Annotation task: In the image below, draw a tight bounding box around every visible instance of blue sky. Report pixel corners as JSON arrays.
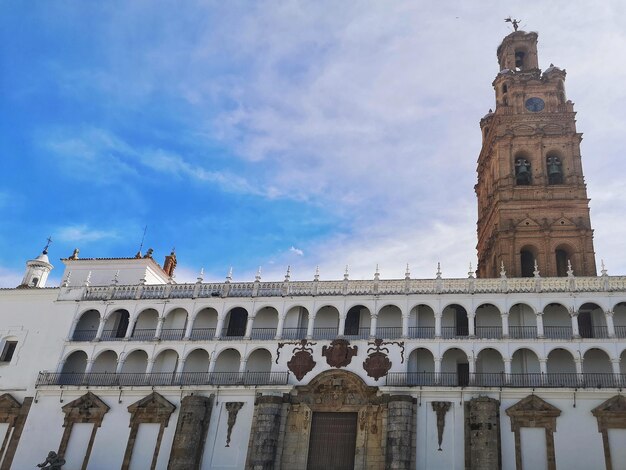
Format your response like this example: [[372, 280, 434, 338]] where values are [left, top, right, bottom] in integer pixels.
[[2, 1, 626, 286]]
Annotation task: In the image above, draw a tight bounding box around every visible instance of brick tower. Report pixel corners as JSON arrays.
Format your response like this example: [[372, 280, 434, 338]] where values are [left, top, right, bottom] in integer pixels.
[[476, 29, 597, 278]]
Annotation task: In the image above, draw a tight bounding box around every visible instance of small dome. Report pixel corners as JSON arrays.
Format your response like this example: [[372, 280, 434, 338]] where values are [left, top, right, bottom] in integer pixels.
[[35, 252, 50, 263], [482, 109, 494, 120], [499, 68, 513, 75]]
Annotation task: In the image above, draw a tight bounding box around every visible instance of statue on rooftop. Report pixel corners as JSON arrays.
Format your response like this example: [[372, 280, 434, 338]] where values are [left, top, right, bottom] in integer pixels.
[[505, 17, 520, 31]]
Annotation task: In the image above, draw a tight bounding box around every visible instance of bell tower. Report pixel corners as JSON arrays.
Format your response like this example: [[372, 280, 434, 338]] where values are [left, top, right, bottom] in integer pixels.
[[476, 29, 597, 278]]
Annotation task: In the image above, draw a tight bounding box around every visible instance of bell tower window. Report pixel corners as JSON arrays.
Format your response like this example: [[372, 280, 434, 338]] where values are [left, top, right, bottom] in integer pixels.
[[515, 50, 526, 70], [555, 245, 573, 277], [546, 154, 563, 184], [515, 157, 532, 185], [520, 248, 536, 277]]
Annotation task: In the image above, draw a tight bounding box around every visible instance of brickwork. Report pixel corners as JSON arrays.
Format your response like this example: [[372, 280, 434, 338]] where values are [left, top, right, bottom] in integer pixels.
[[167, 395, 213, 470], [476, 30, 597, 278], [464, 396, 501, 470]]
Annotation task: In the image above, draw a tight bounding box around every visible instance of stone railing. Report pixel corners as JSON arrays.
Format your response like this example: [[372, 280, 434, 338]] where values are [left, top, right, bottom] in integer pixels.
[[76, 275, 625, 301]]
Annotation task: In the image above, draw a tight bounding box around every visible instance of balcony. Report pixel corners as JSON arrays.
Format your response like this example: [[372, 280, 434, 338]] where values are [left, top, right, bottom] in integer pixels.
[[385, 372, 623, 388], [509, 326, 537, 339], [36, 371, 290, 387]]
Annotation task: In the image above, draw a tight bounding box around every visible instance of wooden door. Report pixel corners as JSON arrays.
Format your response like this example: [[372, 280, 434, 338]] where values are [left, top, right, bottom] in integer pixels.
[[307, 412, 358, 470]]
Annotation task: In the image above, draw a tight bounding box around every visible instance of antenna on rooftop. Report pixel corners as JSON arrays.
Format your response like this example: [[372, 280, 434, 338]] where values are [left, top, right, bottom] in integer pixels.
[[136, 225, 147, 257]]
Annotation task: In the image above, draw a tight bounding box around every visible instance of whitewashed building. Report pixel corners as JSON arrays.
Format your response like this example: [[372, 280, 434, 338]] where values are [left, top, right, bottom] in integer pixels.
[[1, 28, 626, 470]]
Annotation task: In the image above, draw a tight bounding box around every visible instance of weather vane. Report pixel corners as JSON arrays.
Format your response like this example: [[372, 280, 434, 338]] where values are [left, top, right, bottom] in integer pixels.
[[43, 236, 52, 254], [505, 17, 521, 31]]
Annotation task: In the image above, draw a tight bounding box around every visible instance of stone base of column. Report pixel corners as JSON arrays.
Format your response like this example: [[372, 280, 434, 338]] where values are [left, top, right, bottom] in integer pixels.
[[167, 395, 213, 470], [464, 396, 501, 470], [386, 395, 415, 470], [246, 395, 285, 470]]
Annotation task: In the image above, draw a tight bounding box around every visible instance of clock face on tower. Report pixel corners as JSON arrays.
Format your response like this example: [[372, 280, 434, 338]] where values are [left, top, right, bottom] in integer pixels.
[[525, 97, 545, 112]]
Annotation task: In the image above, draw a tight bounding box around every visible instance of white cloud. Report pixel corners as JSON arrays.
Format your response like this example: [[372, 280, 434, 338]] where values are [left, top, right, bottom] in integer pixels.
[[289, 246, 304, 256], [56, 224, 118, 243], [30, 2, 626, 277]]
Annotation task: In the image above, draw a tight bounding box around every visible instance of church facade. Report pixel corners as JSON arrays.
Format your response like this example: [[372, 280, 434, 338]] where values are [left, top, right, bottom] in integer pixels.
[[1, 30, 626, 470]]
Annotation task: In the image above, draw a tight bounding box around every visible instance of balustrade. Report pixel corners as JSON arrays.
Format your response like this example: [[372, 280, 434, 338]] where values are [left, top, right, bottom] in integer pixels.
[[36, 371, 290, 387], [508, 326, 537, 339], [386, 372, 622, 388]]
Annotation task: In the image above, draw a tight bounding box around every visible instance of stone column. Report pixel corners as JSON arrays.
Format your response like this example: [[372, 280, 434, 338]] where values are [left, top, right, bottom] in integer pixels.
[[434, 312, 442, 338], [215, 315, 226, 339], [84, 360, 94, 374], [275, 314, 286, 340], [244, 315, 255, 339], [468, 313, 476, 337], [124, 319, 134, 340], [611, 358, 621, 387], [606, 310, 616, 338], [539, 358, 547, 385], [154, 316, 165, 340], [464, 396, 501, 470], [239, 359, 247, 374], [115, 359, 124, 374], [501, 312, 510, 338], [570, 311, 580, 338], [468, 356, 476, 385], [175, 359, 185, 382], [504, 358, 512, 384], [370, 313, 378, 339], [168, 395, 213, 469], [94, 318, 106, 341], [146, 359, 155, 375], [208, 356, 217, 374], [183, 316, 194, 340], [245, 395, 284, 470], [536, 312, 545, 338], [306, 313, 316, 339], [575, 357, 584, 386], [338, 314, 346, 337], [401, 313, 409, 339], [434, 357, 442, 384], [386, 395, 414, 470]]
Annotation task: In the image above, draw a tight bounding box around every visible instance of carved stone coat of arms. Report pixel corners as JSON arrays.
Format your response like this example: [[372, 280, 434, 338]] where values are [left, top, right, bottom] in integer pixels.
[[322, 339, 358, 368]]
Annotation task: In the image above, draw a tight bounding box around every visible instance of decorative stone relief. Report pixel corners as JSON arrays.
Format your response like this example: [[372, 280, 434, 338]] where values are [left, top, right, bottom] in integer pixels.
[[283, 370, 386, 470], [58, 392, 110, 470], [276, 339, 316, 364], [591, 395, 626, 470], [506, 395, 561, 470], [225, 402, 244, 447], [363, 339, 403, 381], [431, 401, 451, 451], [0, 394, 32, 470], [122, 392, 175, 470], [322, 339, 358, 368], [283, 340, 317, 381]]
